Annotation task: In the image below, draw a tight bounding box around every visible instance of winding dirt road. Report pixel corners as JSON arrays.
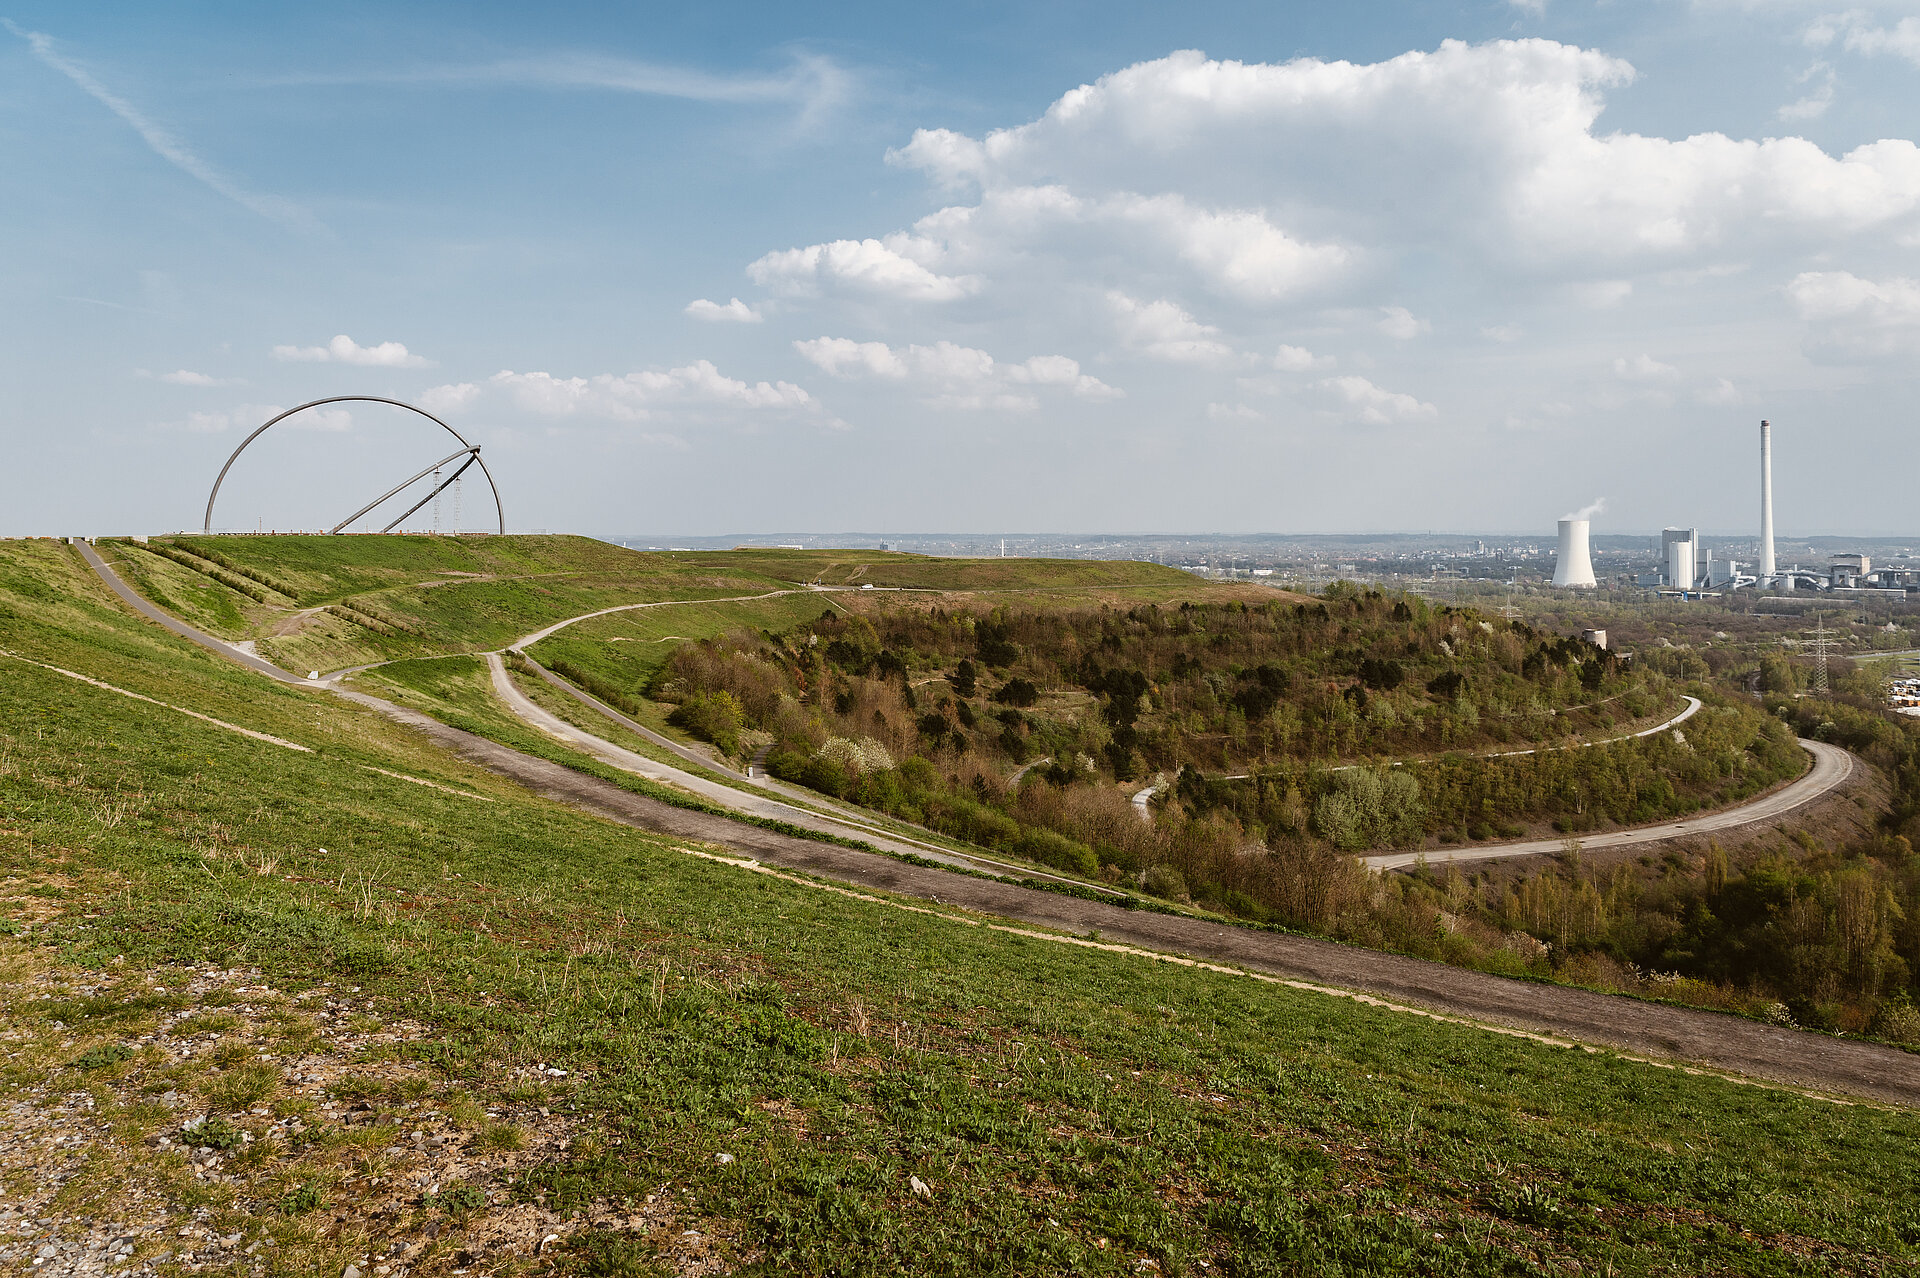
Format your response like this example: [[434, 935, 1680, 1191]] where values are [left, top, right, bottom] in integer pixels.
[[72, 541, 1920, 1106]]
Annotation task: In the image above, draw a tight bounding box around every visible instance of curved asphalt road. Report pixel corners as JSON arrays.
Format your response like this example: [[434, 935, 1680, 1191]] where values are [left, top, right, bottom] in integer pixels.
[[69, 539, 1920, 1105]]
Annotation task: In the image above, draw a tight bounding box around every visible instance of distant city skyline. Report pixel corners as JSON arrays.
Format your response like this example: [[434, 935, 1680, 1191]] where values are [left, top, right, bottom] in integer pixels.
[[8, 2, 1920, 537]]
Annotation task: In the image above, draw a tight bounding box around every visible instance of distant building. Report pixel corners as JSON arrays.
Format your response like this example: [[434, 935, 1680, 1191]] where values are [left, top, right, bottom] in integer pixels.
[[1831, 553, 1871, 587], [1583, 628, 1608, 649], [1663, 527, 1697, 591]]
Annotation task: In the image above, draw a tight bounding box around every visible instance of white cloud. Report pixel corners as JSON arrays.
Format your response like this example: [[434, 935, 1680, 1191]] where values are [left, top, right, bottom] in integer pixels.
[[1316, 375, 1438, 425], [1841, 16, 1920, 65], [747, 238, 981, 301], [685, 297, 764, 323], [176, 403, 282, 434], [1778, 62, 1835, 121], [271, 335, 429, 367], [1207, 402, 1264, 422], [1126, 195, 1349, 301], [273, 50, 852, 123], [1377, 306, 1430, 340], [1108, 292, 1234, 363], [419, 383, 481, 414], [1481, 325, 1523, 342], [1612, 353, 1679, 381], [1696, 378, 1742, 405], [1787, 269, 1920, 357], [793, 337, 1119, 406], [490, 361, 814, 420], [793, 338, 908, 379], [1272, 344, 1333, 371], [159, 369, 239, 386], [171, 402, 347, 433], [297, 408, 354, 432], [885, 42, 1920, 271]]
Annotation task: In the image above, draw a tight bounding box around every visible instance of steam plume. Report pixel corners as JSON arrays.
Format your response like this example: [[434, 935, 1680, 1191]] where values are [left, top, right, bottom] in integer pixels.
[[1560, 497, 1606, 522]]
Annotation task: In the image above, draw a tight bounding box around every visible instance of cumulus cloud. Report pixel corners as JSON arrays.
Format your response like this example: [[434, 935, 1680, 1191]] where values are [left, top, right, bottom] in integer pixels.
[[685, 297, 763, 323], [1207, 402, 1264, 422], [1612, 353, 1679, 381], [159, 369, 238, 386], [1787, 269, 1920, 357], [1316, 375, 1437, 425], [490, 361, 814, 420], [1696, 378, 1742, 405], [1839, 16, 1920, 65], [419, 383, 481, 414], [271, 335, 429, 367], [1108, 293, 1234, 363], [792, 338, 907, 379], [1272, 344, 1334, 371], [883, 42, 1920, 277], [175, 403, 282, 434], [1779, 62, 1835, 122], [747, 238, 981, 301], [1377, 306, 1430, 340], [793, 337, 1119, 407], [681, 38, 1920, 472]]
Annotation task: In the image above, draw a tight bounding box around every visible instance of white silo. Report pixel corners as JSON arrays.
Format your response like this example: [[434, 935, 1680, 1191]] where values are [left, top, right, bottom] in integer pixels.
[[1553, 519, 1597, 588], [1663, 527, 1697, 590]]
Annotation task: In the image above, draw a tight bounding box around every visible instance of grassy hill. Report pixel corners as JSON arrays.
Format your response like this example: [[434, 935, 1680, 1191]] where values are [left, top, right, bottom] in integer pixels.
[[96, 537, 1228, 680], [5, 537, 1918, 1272]]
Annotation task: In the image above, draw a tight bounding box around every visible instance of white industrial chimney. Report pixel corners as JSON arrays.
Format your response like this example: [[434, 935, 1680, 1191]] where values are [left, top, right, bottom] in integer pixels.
[[1759, 419, 1776, 581], [1553, 519, 1597, 588]]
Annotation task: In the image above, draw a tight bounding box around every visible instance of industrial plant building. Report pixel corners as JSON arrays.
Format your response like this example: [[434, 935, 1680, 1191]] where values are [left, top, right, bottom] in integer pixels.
[[1548, 419, 1913, 598]]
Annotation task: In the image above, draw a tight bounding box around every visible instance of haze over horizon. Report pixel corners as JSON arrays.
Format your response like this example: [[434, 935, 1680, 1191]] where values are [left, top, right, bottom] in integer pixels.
[[8, 2, 1920, 539]]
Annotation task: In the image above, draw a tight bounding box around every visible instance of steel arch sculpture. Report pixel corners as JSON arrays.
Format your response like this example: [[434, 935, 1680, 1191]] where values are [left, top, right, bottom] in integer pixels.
[[202, 396, 504, 535]]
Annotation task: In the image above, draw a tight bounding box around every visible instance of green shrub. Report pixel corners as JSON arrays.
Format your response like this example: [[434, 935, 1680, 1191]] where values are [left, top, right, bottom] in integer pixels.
[[668, 691, 745, 757]]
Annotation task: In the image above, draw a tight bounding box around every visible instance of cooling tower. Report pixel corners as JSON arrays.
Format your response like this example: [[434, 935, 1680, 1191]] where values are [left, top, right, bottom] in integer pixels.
[[1759, 419, 1776, 580], [1553, 519, 1597, 588]]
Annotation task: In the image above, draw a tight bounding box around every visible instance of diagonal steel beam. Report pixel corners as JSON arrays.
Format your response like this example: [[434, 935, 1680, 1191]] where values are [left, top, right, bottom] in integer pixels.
[[329, 446, 476, 535], [379, 451, 479, 533]]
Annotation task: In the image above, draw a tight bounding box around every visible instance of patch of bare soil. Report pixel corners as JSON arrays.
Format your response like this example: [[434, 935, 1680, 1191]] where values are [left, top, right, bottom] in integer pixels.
[[265, 610, 328, 640]]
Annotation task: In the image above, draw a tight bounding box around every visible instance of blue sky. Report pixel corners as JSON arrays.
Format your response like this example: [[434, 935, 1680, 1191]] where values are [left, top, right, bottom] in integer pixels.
[[6, 1, 1920, 538]]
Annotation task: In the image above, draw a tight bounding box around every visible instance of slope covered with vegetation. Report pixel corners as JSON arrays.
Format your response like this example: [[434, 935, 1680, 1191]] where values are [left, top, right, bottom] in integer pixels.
[[11, 544, 1920, 1271], [607, 591, 1798, 880]]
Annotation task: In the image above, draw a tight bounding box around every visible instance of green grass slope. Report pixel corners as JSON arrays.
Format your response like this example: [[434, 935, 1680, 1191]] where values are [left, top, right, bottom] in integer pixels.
[[674, 548, 1209, 592], [8, 540, 1919, 1272]]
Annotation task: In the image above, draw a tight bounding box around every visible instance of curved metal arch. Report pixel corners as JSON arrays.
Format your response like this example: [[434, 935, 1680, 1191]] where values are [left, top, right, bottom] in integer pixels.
[[202, 396, 505, 535]]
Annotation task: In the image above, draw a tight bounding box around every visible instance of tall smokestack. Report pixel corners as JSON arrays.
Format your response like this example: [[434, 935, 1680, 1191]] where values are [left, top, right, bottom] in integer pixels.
[[1553, 519, 1597, 588], [1759, 419, 1776, 580]]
